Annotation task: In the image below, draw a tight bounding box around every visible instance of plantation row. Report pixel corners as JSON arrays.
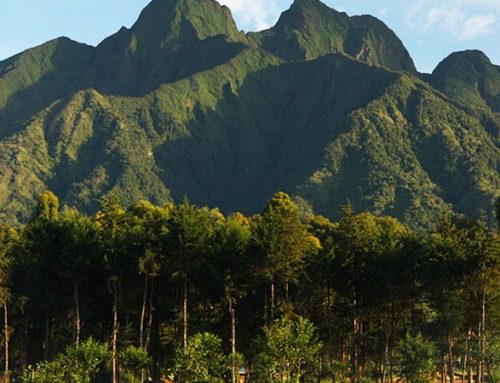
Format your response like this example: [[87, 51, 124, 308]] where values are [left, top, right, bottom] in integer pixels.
[[0, 191, 499, 383]]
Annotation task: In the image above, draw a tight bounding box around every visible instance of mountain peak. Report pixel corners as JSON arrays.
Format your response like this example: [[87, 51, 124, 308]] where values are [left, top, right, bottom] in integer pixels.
[[431, 50, 500, 112], [131, 0, 240, 42], [256, 0, 415, 72]]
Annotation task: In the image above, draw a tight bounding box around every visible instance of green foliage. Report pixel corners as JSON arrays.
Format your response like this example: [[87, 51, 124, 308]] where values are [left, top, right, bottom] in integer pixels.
[[392, 333, 435, 383], [172, 332, 228, 383], [20, 339, 110, 383], [119, 345, 153, 383], [252, 192, 311, 286], [254, 316, 322, 383]]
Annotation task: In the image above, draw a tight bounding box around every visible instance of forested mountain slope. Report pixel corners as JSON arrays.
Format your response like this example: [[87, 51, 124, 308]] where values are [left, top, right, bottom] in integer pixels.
[[0, 0, 498, 227]]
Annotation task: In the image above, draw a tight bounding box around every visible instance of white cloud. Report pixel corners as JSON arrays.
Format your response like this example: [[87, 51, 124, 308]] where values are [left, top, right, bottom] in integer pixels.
[[462, 14, 496, 40], [405, 0, 497, 41], [218, 0, 281, 31]]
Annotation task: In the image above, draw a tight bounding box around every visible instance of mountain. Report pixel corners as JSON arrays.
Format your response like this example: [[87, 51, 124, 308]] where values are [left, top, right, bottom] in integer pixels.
[[81, 0, 245, 95], [253, 0, 416, 72], [431, 50, 500, 113], [0, 0, 498, 227]]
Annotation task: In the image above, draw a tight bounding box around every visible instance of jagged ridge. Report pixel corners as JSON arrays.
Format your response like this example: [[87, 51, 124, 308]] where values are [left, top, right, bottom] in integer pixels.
[[0, 0, 498, 227]]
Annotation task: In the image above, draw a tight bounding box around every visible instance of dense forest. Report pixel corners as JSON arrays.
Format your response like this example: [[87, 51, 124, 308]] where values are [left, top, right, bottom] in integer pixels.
[[0, 191, 498, 383]]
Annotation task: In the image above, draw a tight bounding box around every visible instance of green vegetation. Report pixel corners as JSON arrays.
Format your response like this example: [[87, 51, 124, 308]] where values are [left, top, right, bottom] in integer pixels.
[[0, 191, 498, 383], [253, 316, 322, 383], [393, 333, 435, 383], [0, 0, 497, 228]]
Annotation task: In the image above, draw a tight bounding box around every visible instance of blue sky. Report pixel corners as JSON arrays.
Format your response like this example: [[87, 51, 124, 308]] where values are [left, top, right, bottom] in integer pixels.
[[1, 0, 499, 73]]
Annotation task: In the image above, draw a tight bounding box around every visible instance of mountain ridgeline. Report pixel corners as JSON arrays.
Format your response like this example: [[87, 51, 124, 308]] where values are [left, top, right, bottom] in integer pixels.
[[0, 0, 498, 227]]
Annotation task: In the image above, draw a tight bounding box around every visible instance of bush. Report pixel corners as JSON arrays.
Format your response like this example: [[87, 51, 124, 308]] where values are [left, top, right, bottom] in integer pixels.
[[253, 316, 322, 383], [392, 333, 435, 383], [19, 338, 110, 383], [172, 332, 228, 383], [120, 345, 153, 383]]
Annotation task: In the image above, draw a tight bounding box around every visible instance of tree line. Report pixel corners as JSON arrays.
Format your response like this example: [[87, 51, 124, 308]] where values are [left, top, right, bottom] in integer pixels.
[[0, 191, 499, 383]]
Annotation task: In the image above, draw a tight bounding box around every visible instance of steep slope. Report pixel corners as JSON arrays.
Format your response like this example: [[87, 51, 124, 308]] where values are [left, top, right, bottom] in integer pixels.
[[81, 0, 246, 95], [0, 0, 498, 227], [431, 50, 500, 113], [254, 0, 416, 73], [0, 37, 94, 127]]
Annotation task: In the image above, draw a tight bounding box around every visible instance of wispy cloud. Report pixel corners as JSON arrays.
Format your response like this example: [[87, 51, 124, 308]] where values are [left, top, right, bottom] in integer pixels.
[[405, 0, 497, 41], [462, 14, 496, 39], [218, 0, 281, 31], [376, 8, 389, 18]]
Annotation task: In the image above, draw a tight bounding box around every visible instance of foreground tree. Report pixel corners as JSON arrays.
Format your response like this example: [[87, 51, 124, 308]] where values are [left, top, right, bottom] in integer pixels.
[[392, 333, 435, 383], [20, 338, 110, 383], [173, 332, 227, 383], [254, 316, 322, 383]]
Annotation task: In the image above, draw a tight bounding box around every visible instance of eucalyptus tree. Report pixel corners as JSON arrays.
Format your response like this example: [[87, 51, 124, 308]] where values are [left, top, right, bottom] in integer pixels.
[[330, 206, 382, 381], [126, 200, 170, 383], [18, 191, 63, 361], [126, 200, 170, 350], [57, 209, 101, 347], [95, 198, 129, 383], [165, 199, 215, 349], [210, 213, 251, 383], [251, 192, 311, 323], [0, 224, 12, 382]]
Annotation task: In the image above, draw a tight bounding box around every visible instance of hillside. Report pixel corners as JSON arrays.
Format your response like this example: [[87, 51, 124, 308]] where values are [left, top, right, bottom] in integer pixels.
[[0, 0, 498, 227]]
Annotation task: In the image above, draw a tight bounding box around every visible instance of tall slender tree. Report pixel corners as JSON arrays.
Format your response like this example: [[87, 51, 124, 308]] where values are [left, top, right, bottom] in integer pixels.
[[251, 192, 311, 322], [166, 199, 214, 349], [96, 198, 128, 383]]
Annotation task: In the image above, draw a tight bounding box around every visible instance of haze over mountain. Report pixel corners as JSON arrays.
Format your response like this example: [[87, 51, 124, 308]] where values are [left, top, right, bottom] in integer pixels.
[[0, 0, 498, 227]]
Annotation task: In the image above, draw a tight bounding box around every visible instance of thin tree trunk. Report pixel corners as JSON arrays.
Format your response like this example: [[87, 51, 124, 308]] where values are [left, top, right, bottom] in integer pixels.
[[74, 280, 81, 347], [143, 278, 154, 383], [352, 299, 359, 383], [270, 278, 275, 323], [44, 309, 49, 361], [264, 285, 268, 326], [3, 301, 9, 383], [480, 283, 486, 383], [478, 282, 486, 383], [442, 355, 448, 383], [140, 275, 149, 349], [462, 330, 470, 383], [382, 334, 389, 383], [285, 280, 289, 302], [183, 275, 188, 349], [145, 279, 154, 351], [112, 282, 119, 383], [449, 336, 455, 383], [229, 292, 237, 383]]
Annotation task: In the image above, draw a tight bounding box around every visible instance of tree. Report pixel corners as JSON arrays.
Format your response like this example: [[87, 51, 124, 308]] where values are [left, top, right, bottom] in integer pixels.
[[254, 316, 322, 383], [251, 192, 311, 322], [173, 332, 227, 383], [96, 198, 128, 383], [0, 224, 12, 382], [20, 338, 110, 383], [210, 213, 251, 383], [392, 333, 435, 383], [57, 209, 101, 347], [119, 345, 153, 383], [166, 199, 214, 349]]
